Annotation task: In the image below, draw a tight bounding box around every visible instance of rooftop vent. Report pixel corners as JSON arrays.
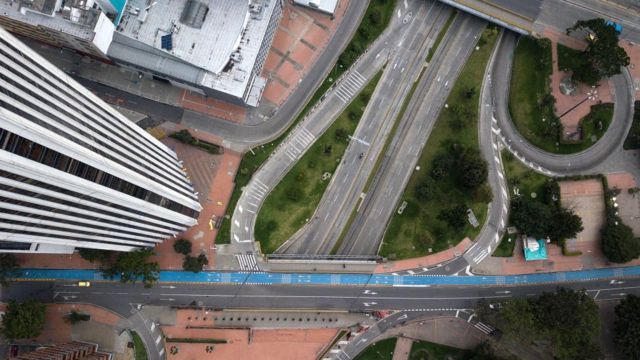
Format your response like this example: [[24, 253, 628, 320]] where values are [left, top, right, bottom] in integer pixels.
[[180, 0, 209, 29]]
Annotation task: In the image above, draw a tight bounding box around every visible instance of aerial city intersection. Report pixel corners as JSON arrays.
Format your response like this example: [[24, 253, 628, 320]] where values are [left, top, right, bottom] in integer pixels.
[[0, 0, 639, 359]]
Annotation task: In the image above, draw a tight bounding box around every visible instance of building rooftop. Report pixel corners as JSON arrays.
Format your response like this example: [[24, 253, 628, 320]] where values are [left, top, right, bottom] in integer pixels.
[[113, 0, 278, 101], [523, 237, 548, 261], [0, 0, 105, 40], [293, 0, 338, 15]]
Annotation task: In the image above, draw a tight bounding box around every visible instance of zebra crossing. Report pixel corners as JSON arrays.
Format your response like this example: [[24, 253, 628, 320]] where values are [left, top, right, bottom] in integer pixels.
[[334, 70, 367, 103], [284, 127, 315, 161], [235, 253, 258, 271], [474, 321, 496, 335]]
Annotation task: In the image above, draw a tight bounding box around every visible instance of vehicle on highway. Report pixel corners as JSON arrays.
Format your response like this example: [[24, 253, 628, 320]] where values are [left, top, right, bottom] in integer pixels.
[[78, 281, 91, 287]]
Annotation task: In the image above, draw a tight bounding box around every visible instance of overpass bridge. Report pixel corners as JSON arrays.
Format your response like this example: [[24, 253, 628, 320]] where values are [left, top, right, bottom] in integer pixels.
[[441, 0, 640, 41]]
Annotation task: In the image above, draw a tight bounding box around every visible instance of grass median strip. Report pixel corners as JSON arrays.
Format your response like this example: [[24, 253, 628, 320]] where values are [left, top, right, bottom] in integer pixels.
[[255, 71, 383, 254], [380, 26, 499, 261], [130, 330, 149, 360], [216, 0, 395, 245]]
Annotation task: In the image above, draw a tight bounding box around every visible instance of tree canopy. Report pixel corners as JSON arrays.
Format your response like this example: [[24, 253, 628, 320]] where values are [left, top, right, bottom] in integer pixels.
[[2, 300, 46, 339], [614, 294, 640, 359], [103, 248, 159, 288], [477, 288, 601, 360], [602, 217, 640, 263], [510, 198, 582, 242], [0, 253, 19, 287], [173, 239, 192, 255], [566, 19, 630, 85], [183, 254, 209, 273]]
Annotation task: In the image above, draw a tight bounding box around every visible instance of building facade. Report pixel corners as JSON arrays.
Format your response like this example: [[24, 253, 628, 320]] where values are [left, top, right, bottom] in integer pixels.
[[0, 27, 201, 253], [0, 0, 285, 107]]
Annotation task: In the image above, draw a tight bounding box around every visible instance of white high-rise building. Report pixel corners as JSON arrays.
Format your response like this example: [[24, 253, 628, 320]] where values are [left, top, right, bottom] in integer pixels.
[[0, 27, 202, 253]]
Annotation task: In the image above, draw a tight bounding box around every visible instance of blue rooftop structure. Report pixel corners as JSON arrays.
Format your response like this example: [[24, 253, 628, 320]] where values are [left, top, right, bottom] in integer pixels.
[[111, 0, 128, 25], [523, 238, 548, 261]]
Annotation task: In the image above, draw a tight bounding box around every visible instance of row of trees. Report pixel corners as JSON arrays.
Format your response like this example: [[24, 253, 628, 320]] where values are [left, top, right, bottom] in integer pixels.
[[477, 288, 601, 359], [80, 248, 159, 287]]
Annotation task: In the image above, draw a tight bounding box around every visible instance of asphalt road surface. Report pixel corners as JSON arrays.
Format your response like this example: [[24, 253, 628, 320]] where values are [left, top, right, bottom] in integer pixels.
[[493, 31, 636, 176], [279, 1, 453, 255], [5, 277, 640, 316], [230, 0, 432, 259], [339, 15, 488, 255]]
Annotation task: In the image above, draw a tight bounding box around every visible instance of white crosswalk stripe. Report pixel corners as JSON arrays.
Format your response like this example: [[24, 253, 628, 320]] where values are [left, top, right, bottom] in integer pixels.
[[474, 321, 495, 334], [334, 71, 367, 103], [235, 253, 258, 271]]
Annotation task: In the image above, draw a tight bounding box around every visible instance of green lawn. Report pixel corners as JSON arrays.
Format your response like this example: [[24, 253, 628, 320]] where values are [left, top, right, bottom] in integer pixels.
[[255, 72, 383, 253], [558, 103, 613, 153], [557, 43, 584, 72], [623, 101, 640, 150], [492, 150, 551, 257], [409, 340, 471, 360], [508, 37, 560, 153], [355, 338, 397, 360], [130, 331, 149, 360], [379, 26, 499, 260], [215, 0, 395, 245]]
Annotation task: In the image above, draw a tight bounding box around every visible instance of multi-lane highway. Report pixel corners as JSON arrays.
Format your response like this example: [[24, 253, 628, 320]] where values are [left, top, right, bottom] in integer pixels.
[[339, 15, 488, 256], [279, 2, 454, 254], [230, 0, 438, 262]]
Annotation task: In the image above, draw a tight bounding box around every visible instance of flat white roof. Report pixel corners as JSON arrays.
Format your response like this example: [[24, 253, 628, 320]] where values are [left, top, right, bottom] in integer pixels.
[[293, 0, 338, 14]]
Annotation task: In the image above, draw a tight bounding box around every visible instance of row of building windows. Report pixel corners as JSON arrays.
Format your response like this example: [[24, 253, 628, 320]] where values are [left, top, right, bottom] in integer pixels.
[[0, 37, 195, 196], [0, 217, 155, 246], [0, 63, 195, 200], [0, 183, 176, 236], [0, 170, 189, 231], [0, 128, 199, 218]]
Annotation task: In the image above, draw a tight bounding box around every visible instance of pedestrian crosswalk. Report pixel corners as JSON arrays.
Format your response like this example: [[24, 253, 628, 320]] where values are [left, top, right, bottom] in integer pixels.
[[235, 253, 258, 271], [285, 127, 315, 161], [474, 321, 495, 335], [334, 70, 367, 103]]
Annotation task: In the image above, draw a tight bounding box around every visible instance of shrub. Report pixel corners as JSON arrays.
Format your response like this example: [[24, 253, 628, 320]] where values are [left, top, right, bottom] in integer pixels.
[[173, 239, 192, 255], [183, 254, 208, 273]]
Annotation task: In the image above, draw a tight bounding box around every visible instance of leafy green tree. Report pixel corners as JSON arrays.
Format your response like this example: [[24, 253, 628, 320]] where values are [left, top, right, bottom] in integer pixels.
[[510, 198, 553, 238], [430, 153, 454, 180], [500, 298, 536, 339], [437, 205, 467, 231], [78, 249, 112, 264], [547, 207, 583, 243], [183, 254, 208, 273], [103, 249, 159, 288], [2, 300, 46, 339], [457, 149, 487, 189], [566, 19, 630, 85], [614, 294, 640, 359], [602, 218, 640, 263], [173, 239, 192, 255], [534, 288, 601, 360], [0, 253, 19, 286], [414, 178, 437, 202]]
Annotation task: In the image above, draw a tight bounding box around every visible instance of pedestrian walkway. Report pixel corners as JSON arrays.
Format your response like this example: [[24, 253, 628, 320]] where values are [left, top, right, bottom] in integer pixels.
[[334, 70, 367, 103], [235, 253, 259, 271], [284, 127, 316, 161], [374, 238, 473, 274]]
